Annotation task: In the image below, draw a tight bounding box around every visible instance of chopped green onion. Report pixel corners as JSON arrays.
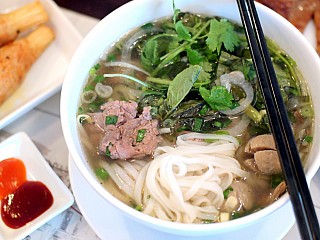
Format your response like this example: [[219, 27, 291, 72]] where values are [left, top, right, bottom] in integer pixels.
[[300, 105, 314, 118], [304, 135, 313, 143], [107, 54, 116, 62], [135, 204, 143, 211], [231, 211, 241, 220], [93, 75, 105, 83], [106, 146, 111, 157], [95, 167, 109, 181], [136, 129, 147, 142], [223, 187, 233, 199], [84, 85, 95, 91], [78, 106, 84, 114], [141, 22, 154, 29], [271, 174, 284, 188], [244, 104, 263, 123], [203, 219, 214, 224], [89, 63, 100, 76], [105, 115, 118, 125]]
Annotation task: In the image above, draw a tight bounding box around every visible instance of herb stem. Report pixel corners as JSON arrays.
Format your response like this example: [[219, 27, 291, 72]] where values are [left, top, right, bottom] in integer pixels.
[[152, 20, 211, 76], [269, 48, 301, 95], [104, 73, 149, 87]]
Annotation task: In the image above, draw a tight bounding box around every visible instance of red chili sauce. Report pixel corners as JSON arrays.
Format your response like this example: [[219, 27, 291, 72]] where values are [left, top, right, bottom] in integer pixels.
[[1, 181, 54, 229], [0, 157, 54, 229]]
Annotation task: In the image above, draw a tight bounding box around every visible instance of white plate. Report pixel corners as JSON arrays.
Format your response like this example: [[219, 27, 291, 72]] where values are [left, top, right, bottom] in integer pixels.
[[0, 132, 74, 240], [69, 155, 295, 240], [0, 0, 82, 129]]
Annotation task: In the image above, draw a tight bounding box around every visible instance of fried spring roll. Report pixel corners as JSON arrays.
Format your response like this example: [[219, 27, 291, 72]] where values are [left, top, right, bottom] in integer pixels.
[[314, 5, 320, 54], [0, 1, 49, 47], [0, 26, 55, 105]]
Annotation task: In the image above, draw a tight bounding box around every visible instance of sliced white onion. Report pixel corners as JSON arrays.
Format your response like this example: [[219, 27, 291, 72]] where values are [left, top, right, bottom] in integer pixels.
[[226, 115, 251, 137], [81, 90, 97, 104], [104, 61, 150, 76], [219, 71, 254, 115], [95, 83, 113, 98]]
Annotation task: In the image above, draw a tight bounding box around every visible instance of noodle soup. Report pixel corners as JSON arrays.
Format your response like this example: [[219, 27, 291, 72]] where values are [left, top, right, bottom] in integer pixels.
[[76, 9, 313, 224]]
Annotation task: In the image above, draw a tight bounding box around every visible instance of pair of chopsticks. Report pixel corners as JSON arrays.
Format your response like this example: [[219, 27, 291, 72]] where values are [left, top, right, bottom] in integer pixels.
[[236, 0, 320, 239]]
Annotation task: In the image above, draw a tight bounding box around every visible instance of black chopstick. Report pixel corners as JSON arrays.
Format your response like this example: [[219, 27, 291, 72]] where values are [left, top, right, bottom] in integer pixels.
[[236, 0, 320, 239]]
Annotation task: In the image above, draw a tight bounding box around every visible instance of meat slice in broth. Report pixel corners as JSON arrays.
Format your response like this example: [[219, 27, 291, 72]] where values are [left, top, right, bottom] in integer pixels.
[[91, 100, 161, 160]]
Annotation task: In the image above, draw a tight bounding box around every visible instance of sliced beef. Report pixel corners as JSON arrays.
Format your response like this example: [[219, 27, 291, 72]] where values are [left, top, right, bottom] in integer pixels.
[[92, 100, 160, 160], [101, 100, 138, 126], [244, 134, 282, 175]]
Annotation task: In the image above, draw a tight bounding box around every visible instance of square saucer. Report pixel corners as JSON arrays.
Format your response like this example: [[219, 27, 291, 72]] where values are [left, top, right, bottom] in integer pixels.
[[0, 132, 74, 240]]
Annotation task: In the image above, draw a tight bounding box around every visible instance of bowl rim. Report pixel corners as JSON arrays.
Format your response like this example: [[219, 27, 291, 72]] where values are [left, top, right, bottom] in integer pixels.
[[61, 0, 320, 235]]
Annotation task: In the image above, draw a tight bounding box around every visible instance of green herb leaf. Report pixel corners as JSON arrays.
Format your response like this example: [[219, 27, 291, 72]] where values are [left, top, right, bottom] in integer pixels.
[[175, 20, 191, 40], [199, 86, 235, 111], [167, 65, 202, 109], [206, 19, 240, 54], [141, 22, 154, 29], [186, 46, 203, 64], [193, 117, 203, 132], [195, 62, 212, 83], [141, 39, 160, 70]]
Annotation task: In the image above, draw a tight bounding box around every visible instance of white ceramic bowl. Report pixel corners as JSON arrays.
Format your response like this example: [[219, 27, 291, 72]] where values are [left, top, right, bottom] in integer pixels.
[[61, 0, 320, 237]]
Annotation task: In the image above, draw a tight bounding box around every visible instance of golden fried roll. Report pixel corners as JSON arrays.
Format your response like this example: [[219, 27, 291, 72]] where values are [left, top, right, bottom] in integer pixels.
[[314, 5, 320, 54], [0, 26, 54, 105], [0, 1, 49, 47]]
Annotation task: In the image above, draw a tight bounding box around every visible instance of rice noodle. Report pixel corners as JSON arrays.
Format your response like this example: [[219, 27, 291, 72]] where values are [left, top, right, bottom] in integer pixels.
[[105, 133, 247, 223]]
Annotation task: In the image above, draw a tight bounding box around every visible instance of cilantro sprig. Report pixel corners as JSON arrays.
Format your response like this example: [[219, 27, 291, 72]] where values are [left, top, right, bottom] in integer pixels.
[[199, 86, 236, 111], [206, 18, 240, 54]]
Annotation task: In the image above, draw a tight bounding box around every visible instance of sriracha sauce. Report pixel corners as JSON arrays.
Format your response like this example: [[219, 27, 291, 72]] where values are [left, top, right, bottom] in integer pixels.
[[1, 181, 53, 229]]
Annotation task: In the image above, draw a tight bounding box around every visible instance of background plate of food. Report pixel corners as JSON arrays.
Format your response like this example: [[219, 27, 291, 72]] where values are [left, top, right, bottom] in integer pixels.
[[0, 0, 82, 129]]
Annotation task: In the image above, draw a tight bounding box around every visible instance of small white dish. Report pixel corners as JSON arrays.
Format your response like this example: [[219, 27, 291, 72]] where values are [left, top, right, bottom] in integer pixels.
[[0, 132, 74, 240], [0, 0, 83, 129]]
